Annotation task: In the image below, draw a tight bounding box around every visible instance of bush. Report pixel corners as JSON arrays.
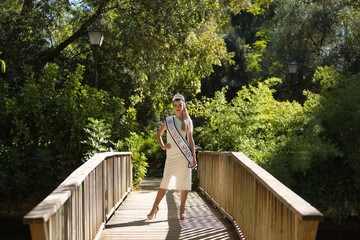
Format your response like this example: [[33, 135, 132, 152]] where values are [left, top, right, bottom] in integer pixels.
[[295, 67, 360, 221], [189, 78, 307, 165], [189, 70, 360, 221], [0, 64, 128, 215], [113, 132, 151, 187]]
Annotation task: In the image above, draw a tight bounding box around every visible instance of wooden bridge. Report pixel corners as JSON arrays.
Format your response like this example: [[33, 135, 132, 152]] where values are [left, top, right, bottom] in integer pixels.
[[23, 151, 323, 240]]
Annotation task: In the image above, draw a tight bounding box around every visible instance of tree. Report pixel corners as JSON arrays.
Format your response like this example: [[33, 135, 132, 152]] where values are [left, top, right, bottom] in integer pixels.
[[0, 0, 251, 127], [207, 0, 360, 102], [189, 67, 360, 221], [2, 0, 278, 215], [189, 0, 360, 222]]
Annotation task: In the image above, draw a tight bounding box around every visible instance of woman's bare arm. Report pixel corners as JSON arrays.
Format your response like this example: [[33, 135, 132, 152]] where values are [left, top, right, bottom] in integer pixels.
[[157, 120, 171, 150], [187, 130, 197, 168]]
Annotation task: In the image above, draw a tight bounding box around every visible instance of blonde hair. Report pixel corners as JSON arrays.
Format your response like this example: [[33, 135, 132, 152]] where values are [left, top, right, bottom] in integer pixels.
[[172, 93, 193, 133], [182, 108, 193, 133]]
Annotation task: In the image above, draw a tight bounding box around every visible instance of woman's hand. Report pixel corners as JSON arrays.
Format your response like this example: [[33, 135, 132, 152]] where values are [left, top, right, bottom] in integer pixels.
[[162, 143, 171, 150], [191, 158, 197, 168]]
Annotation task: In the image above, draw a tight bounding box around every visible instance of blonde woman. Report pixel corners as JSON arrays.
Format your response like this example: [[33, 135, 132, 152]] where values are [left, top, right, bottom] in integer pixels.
[[147, 93, 197, 220]]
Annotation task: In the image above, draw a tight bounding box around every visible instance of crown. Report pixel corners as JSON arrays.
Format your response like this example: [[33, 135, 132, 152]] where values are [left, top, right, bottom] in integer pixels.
[[172, 93, 185, 102]]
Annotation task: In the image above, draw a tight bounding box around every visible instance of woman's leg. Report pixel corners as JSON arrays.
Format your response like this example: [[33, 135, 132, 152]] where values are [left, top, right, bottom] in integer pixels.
[[179, 190, 189, 219], [148, 188, 167, 216]]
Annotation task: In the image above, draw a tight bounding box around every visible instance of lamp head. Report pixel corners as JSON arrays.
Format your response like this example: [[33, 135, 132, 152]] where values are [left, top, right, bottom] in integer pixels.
[[286, 60, 299, 74], [87, 27, 104, 46]]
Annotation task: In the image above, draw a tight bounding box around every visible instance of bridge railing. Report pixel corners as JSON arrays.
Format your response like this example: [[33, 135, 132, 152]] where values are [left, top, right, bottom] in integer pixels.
[[23, 152, 132, 240], [198, 151, 323, 240]]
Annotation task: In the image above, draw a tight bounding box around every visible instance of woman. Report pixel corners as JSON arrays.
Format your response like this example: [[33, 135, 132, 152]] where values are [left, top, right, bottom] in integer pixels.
[[147, 93, 197, 220]]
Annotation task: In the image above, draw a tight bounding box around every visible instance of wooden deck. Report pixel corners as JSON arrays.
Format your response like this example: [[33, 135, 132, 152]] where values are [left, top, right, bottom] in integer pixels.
[[99, 178, 239, 240]]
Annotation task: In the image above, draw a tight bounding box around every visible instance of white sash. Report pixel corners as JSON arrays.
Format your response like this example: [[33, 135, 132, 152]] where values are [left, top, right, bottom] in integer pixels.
[[166, 116, 195, 169]]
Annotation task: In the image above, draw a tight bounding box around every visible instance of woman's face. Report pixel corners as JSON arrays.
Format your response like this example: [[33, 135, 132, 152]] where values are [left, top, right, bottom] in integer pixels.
[[173, 100, 184, 114]]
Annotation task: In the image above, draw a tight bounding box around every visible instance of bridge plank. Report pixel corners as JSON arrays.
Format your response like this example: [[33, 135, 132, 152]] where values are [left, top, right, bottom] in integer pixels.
[[99, 178, 239, 240]]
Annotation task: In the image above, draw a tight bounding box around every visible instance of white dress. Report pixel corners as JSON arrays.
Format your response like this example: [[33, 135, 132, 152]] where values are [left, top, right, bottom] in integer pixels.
[[160, 116, 192, 190]]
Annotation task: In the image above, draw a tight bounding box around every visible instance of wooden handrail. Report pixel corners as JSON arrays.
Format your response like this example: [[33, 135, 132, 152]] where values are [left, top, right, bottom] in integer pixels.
[[23, 152, 132, 240], [198, 151, 323, 240]]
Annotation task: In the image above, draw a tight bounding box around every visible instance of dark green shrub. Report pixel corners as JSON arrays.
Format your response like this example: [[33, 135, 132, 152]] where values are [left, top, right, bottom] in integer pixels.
[[189, 69, 360, 221]]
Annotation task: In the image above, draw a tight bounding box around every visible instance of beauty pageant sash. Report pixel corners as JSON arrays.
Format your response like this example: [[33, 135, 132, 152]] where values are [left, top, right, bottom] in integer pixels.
[[166, 116, 195, 169]]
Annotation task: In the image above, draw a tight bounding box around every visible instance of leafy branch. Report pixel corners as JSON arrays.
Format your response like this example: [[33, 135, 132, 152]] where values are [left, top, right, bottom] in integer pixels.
[[0, 52, 5, 73], [0, 60, 5, 73]]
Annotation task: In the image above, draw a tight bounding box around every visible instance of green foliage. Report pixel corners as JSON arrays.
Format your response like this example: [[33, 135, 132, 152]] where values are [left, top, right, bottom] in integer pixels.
[[190, 78, 307, 164], [199, 3, 274, 100], [0, 0, 257, 139], [82, 118, 112, 160], [208, 0, 360, 102], [0, 147, 53, 213], [97, 0, 242, 117], [0, 0, 252, 121], [190, 68, 360, 221], [81, 117, 153, 187], [113, 132, 150, 187], [1, 0, 260, 216], [1, 0, 359, 225], [0, 63, 128, 213], [247, 0, 275, 15], [139, 131, 165, 170], [279, 66, 360, 221], [315, 68, 360, 217], [0, 52, 5, 73], [0, 60, 5, 73]]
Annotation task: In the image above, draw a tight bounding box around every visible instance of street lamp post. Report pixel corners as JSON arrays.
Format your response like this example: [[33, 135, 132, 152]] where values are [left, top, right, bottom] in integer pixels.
[[87, 27, 104, 89], [286, 60, 299, 100]]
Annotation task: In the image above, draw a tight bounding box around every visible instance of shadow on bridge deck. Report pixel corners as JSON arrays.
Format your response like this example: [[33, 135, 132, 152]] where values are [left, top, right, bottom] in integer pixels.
[[99, 178, 239, 240]]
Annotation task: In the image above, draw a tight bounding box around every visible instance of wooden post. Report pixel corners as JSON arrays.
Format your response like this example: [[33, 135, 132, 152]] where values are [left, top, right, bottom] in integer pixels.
[[29, 223, 49, 240], [295, 218, 320, 240]]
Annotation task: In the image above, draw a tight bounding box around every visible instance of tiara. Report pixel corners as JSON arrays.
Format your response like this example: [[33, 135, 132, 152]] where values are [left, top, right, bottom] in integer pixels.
[[172, 93, 185, 102]]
